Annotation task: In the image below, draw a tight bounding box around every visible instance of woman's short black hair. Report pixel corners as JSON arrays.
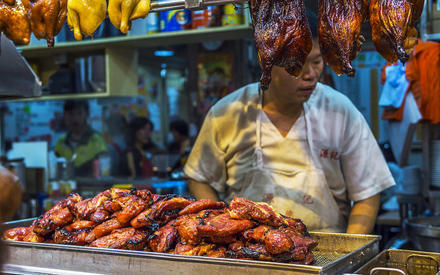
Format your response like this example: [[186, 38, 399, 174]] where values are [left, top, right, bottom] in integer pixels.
[[127, 117, 153, 145], [170, 119, 189, 138], [63, 100, 89, 113]]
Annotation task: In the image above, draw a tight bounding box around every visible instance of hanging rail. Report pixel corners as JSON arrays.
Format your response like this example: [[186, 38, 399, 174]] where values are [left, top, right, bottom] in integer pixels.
[[150, 0, 246, 12]]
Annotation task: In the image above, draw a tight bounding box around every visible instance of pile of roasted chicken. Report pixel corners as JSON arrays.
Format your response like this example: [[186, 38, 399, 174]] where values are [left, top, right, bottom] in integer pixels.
[[250, 0, 424, 89], [3, 188, 318, 264], [0, 0, 151, 47]]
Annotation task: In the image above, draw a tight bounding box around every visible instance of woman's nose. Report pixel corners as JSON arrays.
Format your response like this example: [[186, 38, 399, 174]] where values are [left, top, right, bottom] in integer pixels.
[[301, 63, 317, 80]]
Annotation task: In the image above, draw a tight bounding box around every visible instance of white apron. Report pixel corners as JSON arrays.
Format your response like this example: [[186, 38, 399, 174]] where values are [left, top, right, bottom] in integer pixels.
[[239, 89, 346, 232]]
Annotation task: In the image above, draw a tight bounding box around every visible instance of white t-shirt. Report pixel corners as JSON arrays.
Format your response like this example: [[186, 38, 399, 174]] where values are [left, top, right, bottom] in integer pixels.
[[184, 82, 395, 219]]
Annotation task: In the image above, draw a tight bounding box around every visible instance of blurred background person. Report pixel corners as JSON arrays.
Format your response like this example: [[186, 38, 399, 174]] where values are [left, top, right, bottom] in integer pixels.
[[168, 118, 191, 154], [54, 100, 108, 177], [104, 113, 127, 177], [123, 117, 159, 179]]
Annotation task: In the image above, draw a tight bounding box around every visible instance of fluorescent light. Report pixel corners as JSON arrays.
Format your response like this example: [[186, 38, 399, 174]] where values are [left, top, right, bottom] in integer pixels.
[[154, 50, 174, 57]]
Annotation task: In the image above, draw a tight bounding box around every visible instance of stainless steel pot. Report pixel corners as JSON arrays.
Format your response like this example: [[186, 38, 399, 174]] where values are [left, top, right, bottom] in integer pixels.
[[405, 217, 440, 252]]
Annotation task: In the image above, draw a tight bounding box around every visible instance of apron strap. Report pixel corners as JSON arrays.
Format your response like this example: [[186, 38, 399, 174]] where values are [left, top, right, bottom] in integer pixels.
[[303, 101, 323, 170], [254, 87, 264, 168]]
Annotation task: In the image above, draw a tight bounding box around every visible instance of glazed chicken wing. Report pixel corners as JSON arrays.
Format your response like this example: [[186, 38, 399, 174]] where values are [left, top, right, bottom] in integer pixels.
[[113, 195, 147, 224], [67, 0, 106, 40], [33, 194, 82, 236], [242, 225, 294, 255], [176, 209, 255, 245], [369, 0, 424, 63], [149, 220, 178, 253], [250, 0, 312, 90], [130, 208, 154, 229], [318, 0, 368, 76], [53, 227, 91, 245], [108, 0, 151, 34], [228, 197, 284, 227], [70, 190, 111, 219], [150, 197, 194, 220], [3, 226, 33, 241], [90, 206, 111, 223], [91, 217, 126, 240], [178, 199, 225, 216], [90, 227, 148, 250], [0, 0, 32, 45], [173, 242, 226, 257], [30, 0, 67, 47]]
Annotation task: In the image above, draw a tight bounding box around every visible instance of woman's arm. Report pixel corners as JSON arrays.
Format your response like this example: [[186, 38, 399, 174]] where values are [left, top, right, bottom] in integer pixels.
[[126, 152, 136, 179], [346, 193, 380, 234], [188, 179, 220, 201]]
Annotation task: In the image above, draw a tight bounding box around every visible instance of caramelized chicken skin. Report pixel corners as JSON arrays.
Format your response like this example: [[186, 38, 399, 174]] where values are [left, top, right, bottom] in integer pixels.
[[178, 199, 225, 216], [90, 227, 148, 250], [250, 0, 312, 90], [149, 220, 178, 253], [30, 0, 67, 47], [114, 195, 147, 224], [0, 0, 32, 45], [3, 226, 32, 241], [228, 197, 284, 227], [369, 0, 424, 63], [33, 193, 82, 236], [53, 227, 91, 245], [91, 217, 126, 240], [318, 0, 368, 76]]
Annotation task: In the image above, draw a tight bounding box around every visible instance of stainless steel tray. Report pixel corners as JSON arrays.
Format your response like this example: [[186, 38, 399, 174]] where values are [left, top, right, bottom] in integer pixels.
[[2, 218, 380, 275], [355, 249, 440, 275]]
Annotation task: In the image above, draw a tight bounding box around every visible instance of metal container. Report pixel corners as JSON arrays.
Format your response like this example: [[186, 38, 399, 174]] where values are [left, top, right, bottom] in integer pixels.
[[405, 217, 440, 252], [2, 218, 380, 275], [355, 249, 440, 274]]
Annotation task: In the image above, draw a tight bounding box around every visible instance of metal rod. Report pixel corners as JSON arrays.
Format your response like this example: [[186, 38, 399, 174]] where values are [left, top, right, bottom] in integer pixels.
[[150, 0, 245, 12]]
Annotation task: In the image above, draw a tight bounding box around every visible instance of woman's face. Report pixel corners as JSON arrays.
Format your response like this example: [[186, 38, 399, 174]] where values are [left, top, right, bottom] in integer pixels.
[[136, 124, 152, 145], [269, 39, 324, 104]]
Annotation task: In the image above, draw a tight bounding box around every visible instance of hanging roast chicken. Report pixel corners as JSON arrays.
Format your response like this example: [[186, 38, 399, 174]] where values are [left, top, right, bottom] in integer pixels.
[[0, 0, 32, 45], [30, 0, 67, 47], [369, 0, 425, 63], [249, 0, 313, 90], [108, 0, 151, 34], [67, 0, 106, 40], [318, 0, 368, 76]]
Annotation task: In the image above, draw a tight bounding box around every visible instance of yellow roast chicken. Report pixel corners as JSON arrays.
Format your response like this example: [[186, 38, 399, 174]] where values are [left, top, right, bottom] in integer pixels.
[[108, 0, 151, 34], [67, 0, 107, 40]]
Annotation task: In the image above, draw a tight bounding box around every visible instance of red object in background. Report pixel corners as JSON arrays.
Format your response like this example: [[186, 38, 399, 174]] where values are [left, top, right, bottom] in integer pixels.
[[192, 6, 221, 29], [142, 158, 154, 178], [381, 41, 440, 123]]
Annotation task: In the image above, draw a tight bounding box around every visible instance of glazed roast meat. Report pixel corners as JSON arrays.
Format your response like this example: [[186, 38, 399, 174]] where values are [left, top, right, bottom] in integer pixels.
[[318, 0, 368, 76], [3, 189, 317, 265], [369, 0, 424, 63], [249, 0, 313, 90], [29, 0, 67, 47], [0, 0, 32, 45]]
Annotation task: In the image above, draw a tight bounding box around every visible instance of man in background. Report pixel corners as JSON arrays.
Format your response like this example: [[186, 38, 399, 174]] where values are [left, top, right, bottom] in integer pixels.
[[54, 100, 108, 177]]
